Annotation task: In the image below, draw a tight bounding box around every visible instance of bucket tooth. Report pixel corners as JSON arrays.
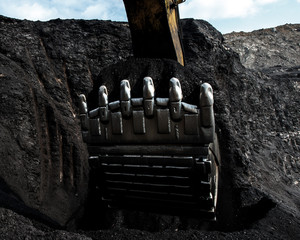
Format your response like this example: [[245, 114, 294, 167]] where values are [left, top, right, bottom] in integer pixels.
[[143, 77, 155, 117], [79, 94, 87, 114], [79, 94, 88, 130], [99, 85, 109, 122], [169, 78, 182, 120], [200, 83, 214, 128], [120, 80, 132, 117]]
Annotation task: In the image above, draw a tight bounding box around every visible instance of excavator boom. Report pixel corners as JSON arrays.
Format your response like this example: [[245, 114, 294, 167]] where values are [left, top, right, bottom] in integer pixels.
[[123, 0, 185, 65]]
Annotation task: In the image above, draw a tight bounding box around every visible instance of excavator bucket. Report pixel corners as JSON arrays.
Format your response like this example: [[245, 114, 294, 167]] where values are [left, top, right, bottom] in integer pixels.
[[79, 77, 220, 219], [123, 0, 185, 65], [79, 0, 221, 220]]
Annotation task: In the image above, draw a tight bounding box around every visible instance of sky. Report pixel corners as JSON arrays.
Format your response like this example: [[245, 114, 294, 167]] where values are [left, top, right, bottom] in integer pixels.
[[0, 0, 299, 33]]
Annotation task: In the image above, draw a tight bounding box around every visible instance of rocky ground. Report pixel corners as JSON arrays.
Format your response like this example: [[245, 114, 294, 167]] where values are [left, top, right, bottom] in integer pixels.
[[0, 15, 299, 239], [224, 24, 300, 70]]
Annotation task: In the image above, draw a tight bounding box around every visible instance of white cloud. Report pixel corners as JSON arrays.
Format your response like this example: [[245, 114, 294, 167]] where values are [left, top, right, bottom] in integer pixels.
[[0, 0, 127, 21], [179, 0, 280, 20], [0, 0, 284, 22], [257, 0, 278, 4], [0, 1, 58, 21], [51, 0, 82, 7], [81, 1, 125, 20], [82, 3, 110, 19]]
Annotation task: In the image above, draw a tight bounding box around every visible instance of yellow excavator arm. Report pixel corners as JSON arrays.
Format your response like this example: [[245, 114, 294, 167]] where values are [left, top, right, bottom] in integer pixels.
[[123, 0, 185, 65]]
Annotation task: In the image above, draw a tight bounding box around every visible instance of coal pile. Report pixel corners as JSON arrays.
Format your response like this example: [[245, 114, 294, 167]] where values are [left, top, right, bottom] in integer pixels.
[[0, 15, 299, 239]]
